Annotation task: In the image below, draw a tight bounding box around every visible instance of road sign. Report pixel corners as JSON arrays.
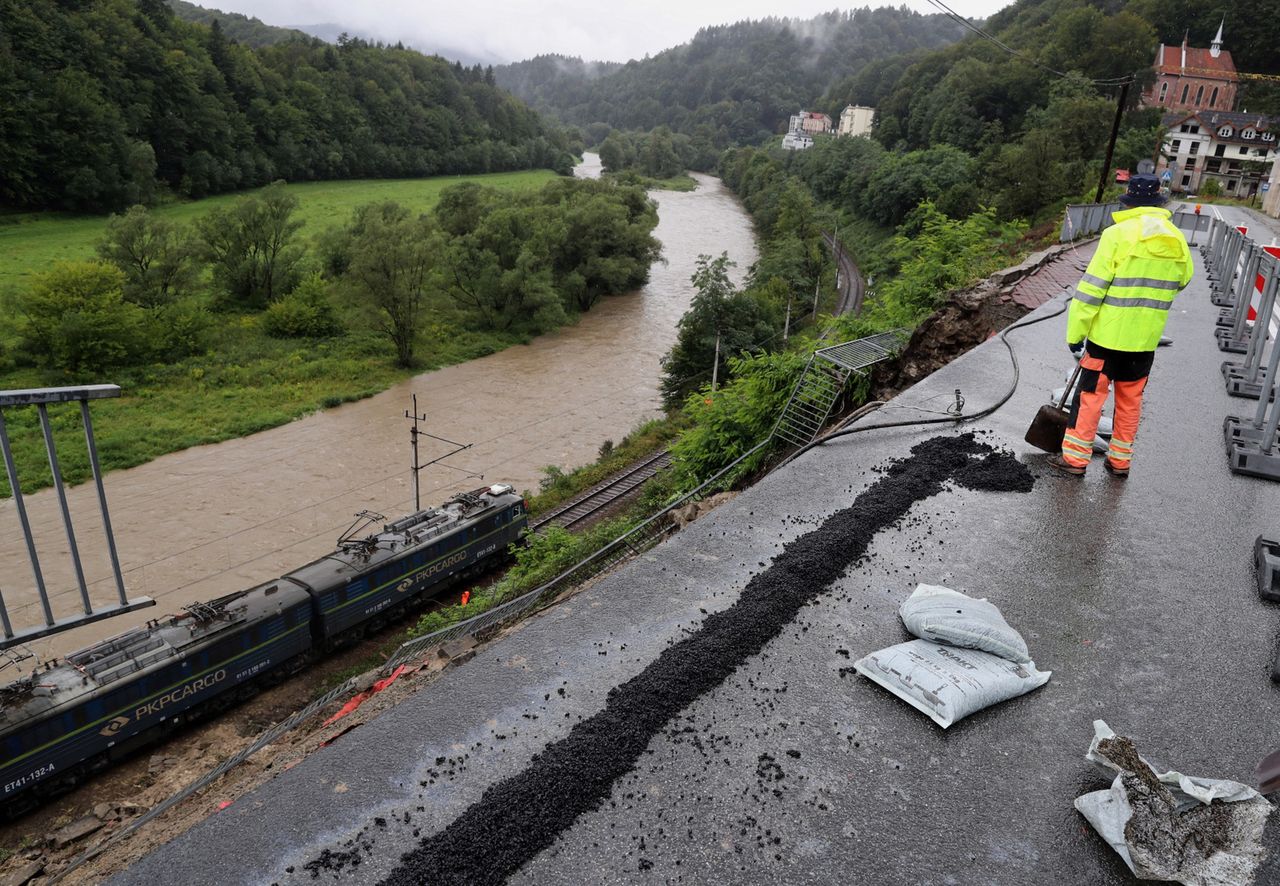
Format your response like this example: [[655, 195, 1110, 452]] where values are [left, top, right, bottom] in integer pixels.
[[1161, 170, 1173, 182]]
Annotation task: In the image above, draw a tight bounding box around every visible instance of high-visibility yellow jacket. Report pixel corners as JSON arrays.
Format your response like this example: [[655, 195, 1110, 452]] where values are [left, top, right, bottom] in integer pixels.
[[1067, 206, 1194, 352]]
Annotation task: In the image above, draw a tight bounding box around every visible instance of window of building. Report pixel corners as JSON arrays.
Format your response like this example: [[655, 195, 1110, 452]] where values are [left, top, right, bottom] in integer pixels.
[[1171, 139, 1182, 152], [1215, 144, 1226, 157], [1182, 174, 1192, 187], [1263, 132, 1276, 142], [1159, 82, 1169, 103], [1189, 124, 1200, 134], [1241, 146, 1249, 155], [1210, 87, 1219, 107], [1181, 84, 1190, 104], [1227, 179, 1237, 192], [1189, 142, 1199, 155], [1243, 128, 1256, 139], [1220, 126, 1234, 137], [1195, 85, 1204, 105]]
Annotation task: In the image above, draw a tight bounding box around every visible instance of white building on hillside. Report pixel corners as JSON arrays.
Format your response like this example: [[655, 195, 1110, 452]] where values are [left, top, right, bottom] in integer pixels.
[[838, 105, 875, 137], [782, 130, 814, 151]]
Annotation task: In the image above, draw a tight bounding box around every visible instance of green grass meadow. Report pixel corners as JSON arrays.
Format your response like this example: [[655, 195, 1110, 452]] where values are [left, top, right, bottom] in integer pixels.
[[0, 170, 559, 496], [0, 170, 556, 294]]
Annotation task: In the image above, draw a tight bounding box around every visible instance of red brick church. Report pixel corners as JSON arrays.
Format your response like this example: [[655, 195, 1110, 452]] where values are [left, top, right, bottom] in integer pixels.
[[1141, 21, 1238, 113]]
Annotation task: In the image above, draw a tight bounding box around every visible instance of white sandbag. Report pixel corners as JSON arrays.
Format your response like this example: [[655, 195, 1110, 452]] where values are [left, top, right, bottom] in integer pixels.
[[1074, 720, 1273, 885], [853, 639, 1050, 728], [898, 584, 1030, 663]]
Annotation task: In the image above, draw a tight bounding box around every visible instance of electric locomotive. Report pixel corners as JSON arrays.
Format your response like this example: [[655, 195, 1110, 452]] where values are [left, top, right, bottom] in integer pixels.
[[0, 485, 526, 815]]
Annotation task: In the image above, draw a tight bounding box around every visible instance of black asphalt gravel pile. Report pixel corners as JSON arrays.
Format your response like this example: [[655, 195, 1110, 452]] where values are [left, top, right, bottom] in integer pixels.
[[374, 434, 1033, 886]]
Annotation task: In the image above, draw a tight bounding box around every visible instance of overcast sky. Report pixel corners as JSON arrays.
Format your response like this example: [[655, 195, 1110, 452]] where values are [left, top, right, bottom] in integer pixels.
[[210, 0, 1014, 65]]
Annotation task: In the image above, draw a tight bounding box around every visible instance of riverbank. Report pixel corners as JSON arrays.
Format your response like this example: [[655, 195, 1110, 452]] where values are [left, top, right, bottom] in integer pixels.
[[0, 165, 758, 669]]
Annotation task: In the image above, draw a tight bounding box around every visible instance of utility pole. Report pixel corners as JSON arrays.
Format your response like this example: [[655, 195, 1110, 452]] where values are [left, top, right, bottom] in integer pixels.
[[1095, 81, 1131, 204], [404, 393, 476, 512], [711, 331, 721, 392], [783, 295, 792, 342], [811, 276, 821, 320]]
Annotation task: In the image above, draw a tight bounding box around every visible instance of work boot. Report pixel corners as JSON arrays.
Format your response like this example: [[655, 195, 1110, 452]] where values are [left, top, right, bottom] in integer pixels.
[[1104, 460, 1129, 479], [1047, 454, 1085, 476]]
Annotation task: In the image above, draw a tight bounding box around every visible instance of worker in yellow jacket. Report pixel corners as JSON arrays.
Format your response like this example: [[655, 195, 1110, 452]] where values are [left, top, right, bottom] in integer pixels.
[[1049, 173, 1194, 478]]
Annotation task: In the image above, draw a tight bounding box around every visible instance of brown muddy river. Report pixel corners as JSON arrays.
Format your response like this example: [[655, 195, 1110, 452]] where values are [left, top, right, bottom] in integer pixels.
[[0, 155, 757, 668]]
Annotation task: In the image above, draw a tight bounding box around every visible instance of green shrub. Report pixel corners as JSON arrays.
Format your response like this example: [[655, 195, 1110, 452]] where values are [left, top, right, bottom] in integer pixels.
[[262, 273, 343, 338], [668, 349, 808, 491], [148, 301, 212, 360], [1200, 178, 1222, 198], [15, 261, 148, 375]]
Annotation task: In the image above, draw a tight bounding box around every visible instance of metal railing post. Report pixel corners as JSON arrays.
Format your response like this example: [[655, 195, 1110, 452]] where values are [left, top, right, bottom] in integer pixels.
[[0, 385, 152, 649]]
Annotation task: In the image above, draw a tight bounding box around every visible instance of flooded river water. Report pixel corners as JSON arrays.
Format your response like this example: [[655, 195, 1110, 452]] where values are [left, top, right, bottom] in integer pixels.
[[0, 155, 757, 667]]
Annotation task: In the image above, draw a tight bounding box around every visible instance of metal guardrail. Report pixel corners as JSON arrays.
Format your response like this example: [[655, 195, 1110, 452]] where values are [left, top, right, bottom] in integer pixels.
[[1061, 201, 1220, 244], [1060, 202, 1123, 242]]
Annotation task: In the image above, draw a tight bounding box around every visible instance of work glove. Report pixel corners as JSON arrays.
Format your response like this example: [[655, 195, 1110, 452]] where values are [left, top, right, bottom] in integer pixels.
[[1068, 341, 1084, 360]]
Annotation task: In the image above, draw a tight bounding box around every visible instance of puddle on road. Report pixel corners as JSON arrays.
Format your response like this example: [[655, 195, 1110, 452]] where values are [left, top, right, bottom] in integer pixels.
[[0, 156, 757, 667]]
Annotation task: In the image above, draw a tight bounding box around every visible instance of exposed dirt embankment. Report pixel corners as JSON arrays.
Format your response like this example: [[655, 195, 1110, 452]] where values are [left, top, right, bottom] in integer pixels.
[[867, 240, 1088, 400]]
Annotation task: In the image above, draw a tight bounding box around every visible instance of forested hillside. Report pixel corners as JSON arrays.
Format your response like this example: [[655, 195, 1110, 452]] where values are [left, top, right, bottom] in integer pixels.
[[166, 0, 303, 47], [0, 0, 572, 213], [496, 7, 964, 144]]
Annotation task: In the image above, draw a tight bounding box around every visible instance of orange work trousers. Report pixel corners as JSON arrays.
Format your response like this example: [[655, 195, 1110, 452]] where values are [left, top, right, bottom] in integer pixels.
[[1062, 346, 1154, 469]]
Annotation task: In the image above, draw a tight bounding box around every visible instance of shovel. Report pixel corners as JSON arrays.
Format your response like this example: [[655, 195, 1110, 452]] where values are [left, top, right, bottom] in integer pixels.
[[1025, 361, 1083, 453]]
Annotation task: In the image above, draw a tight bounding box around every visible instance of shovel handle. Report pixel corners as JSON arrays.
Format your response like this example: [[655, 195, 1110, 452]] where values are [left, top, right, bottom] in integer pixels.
[[1057, 359, 1085, 410]]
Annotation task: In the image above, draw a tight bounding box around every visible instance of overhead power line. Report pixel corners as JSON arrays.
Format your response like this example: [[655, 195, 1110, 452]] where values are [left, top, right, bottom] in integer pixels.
[[922, 0, 1137, 87]]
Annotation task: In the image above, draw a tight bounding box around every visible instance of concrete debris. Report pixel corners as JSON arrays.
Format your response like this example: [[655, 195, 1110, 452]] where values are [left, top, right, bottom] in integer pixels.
[[1075, 720, 1273, 885], [50, 814, 104, 849], [1, 859, 44, 886], [439, 636, 478, 664], [668, 492, 737, 530]]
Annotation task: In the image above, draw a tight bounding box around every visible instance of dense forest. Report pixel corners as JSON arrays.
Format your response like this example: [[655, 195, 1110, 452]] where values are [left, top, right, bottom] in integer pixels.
[[0, 0, 573, 213], [165, 0, 305, 47], [496, 8, 965, 145]]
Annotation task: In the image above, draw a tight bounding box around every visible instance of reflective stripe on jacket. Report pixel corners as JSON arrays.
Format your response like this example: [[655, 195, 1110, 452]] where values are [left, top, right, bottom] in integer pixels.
[[1067, 206, 1194, 352]]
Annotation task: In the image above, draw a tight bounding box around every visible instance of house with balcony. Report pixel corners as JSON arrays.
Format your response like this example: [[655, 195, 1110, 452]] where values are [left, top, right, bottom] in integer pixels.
[[1158, 110, 1277, 197], [788, 111, 832, 136]]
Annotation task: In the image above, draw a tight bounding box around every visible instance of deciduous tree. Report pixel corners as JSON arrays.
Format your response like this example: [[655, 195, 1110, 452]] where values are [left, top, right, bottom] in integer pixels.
[[97, 206, 197, 307]]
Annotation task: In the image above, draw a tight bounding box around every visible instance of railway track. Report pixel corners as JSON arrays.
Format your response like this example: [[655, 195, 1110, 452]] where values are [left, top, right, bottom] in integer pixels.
[[823, 231, 865, 316], [530, 449, 673, 532]]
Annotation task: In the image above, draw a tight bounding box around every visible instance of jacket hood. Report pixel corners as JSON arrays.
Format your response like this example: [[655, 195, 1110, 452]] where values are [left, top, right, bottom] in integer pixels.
[[1113, 206, 1185, 258]]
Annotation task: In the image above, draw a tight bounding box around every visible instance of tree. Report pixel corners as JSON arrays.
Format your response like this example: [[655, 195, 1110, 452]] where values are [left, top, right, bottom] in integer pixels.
[[660, 253, 777, 408], [14, 262, 147, 375], [196, 181, 304, 308], [341, 202, 441, 367], [97, 206, 196, 307], [598, 132, 629, 173], [441, 205, 566, 333]]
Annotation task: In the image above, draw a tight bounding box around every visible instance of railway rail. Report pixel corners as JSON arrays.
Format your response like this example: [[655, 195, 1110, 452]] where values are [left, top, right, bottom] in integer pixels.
[[530, 449, 674, 532], [823, 231, 866, 316]]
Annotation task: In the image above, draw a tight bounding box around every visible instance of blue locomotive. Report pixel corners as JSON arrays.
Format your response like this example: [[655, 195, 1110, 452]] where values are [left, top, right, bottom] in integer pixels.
[[0, 485, 525, 814]]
